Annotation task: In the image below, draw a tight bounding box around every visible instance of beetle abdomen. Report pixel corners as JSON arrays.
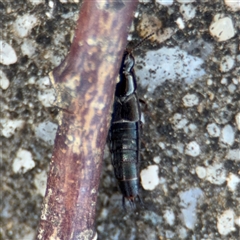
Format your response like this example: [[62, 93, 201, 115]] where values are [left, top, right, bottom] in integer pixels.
[[110, 121, 140, 202]]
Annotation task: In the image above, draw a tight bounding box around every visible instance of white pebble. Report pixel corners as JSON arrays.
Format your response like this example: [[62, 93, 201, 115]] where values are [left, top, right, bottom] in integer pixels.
[[228, 83, 236, 93], [140, 165, 160, 190], [28, 0, 44, 5], [172, 113, 189, 129], [34, 121, 58, 145], [224, 0, 240, 11], [36, 76, 52, 89], [235, 216, 240, 227], [0, 40, 17, 65], [220, 55, 235, 72], [185, 141, 201, 157], [226, 149, 240, 161], [12, 149, 35, 173], [38, 88, 56, 107], [209, 16, 235, 42], [217, 209, 235, 235], [48, 0, 54, 8], [1, 119, 25, 138], [135, 47, 205, 93], [0, 70, 10, 90], [163, 209, 175, 226], [153, 156, 161, 164], [28, 76, 36, 85], [220, 77, 228, 85], [206, 123, 220, 137], [179, 188, 204, 230], [235, 112, 240, 130], [156, 0, 174, 6], [227, 173, 240, 192], [173, 142, 184, 154], [34, 170, 47, 197], [21, 39, 36, 57], [13, 14, 38, 38], [195, 166, 206, 179], [184, 123, 197, 135], [158, 142, 166, 150], [182, 93, 199, 107], [219, 124, 235, 146], [206, 163, 226, 185], [232, 78, 238, 85], [180, 4, 196, 21], [207, 79, 213, 85], [177, 0, 196, 2], [176, 17, 185, 29]]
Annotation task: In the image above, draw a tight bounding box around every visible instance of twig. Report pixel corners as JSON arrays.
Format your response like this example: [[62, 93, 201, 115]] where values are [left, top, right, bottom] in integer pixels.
[[36, 1, 138, 239]]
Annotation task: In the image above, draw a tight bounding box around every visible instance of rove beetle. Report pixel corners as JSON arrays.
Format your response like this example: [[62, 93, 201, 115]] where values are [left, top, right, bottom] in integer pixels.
[[109, 34, 154, 208]]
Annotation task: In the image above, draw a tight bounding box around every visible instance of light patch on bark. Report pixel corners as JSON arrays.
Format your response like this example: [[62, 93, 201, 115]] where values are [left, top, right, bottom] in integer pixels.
[[41, 188, 52, 220]]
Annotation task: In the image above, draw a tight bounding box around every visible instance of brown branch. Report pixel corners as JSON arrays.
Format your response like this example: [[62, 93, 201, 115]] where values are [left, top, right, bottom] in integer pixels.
[[36, 1, 138, 239]]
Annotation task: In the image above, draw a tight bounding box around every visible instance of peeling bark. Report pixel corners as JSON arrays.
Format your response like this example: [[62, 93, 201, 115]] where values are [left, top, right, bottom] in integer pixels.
[[36, 0, 138, 239]]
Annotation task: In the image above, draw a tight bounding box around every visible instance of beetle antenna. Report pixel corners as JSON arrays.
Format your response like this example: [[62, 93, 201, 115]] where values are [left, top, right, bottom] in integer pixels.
[[132, 33, 154, 51]]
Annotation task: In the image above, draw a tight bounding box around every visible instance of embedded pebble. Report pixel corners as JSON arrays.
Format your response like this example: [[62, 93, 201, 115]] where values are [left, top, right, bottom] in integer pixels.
[[29, 0, 44, 5], [235, 112, 240, 130], [228, 83, 236, 93], [34, 170, 47, 197], [182, 93, 199, 107], [21, 39, 36, 57], [140, 165, 160, 190], [177, 227, 188, 239], [0, 70, 10, 90], [226, 149, 240, 161], [185, 141, 201, 157], [142, 210, 163, 225], [206, 123, 221, 137], [153, 156, 161, 164], [219, 55, 235, 72], [163, 209, 175, 226], [184, 123, 197, 135], [177, 0, 196, 3], [207, 78, 213, 85], [217, 209, 235, 235], [156, 0, 173, 6], [224, 0, 240, 11], [227, 173, 240, 192], [38, 88, 56, 107], [219, 124, 235, 146], [21, 225, 35, 240], [0, 40, 17, 65], [179, 188, 204, 230], [220, 77, 228, 84], [232, 77, 238, 84], [195, 166, 206, 179], [180, 4, 196, 21], [48, 0, 55, 8], [36, 76, 52, 89], [13, 14, 38, 38], [12, 149, 35, 174], [235, 217, 240, 227], [209, 16, 235, 42], [171, 113, 188, 129], [34, 121, 58, 145], [136, 47, 205, 93], [206, 163, 226, 185], [158, 142, 166, 150], [1, 119, 25, 138], [176, 17, 185, 29], [173, 142, 184, 154]]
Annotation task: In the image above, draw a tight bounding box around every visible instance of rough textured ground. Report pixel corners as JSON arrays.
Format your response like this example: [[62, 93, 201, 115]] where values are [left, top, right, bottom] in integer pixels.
[[1, 0, 239, 239]]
